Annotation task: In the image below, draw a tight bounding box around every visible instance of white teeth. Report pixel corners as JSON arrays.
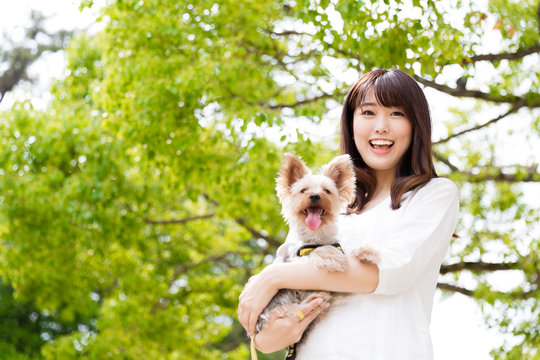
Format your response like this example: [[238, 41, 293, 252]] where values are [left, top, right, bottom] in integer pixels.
[[370, 140, 394, 146]]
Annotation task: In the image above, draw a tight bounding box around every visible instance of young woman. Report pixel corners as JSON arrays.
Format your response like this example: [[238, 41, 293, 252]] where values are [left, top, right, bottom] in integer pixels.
[[238, 68, 459, 359]]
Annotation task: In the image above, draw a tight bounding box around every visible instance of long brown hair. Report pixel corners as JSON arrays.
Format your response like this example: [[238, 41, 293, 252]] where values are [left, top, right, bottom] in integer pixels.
[[340, 68, 437, 212]]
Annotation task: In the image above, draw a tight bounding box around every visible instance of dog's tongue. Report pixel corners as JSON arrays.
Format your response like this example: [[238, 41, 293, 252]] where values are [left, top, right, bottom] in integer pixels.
[[305, 208, 322, 231]]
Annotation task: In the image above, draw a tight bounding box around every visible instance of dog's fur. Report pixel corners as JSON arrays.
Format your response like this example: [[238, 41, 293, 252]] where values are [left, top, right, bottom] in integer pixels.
[[255, 153, 380, 343]]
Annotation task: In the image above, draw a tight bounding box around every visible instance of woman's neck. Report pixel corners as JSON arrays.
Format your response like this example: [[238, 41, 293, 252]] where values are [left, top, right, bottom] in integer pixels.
[[357, 170, 395, 214], [373, 169, 395, 198]]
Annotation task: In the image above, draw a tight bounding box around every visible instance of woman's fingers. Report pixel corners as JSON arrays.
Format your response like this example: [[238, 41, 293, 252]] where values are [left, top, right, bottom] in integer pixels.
[[298, 298, 328, 326], [248, 311, 258, 335], [300, 301, 329, 326], [237, 306, 246, 332], [237, 275, 257, 332], [237, 273, 272, 335], [299, 297, 324, 318], [238, 301, 255, 334], [237, 296, 251, 333]]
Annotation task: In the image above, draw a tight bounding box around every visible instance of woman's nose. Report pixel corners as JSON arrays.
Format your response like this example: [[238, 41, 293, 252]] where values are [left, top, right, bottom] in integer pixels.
[[374, 116, 389, 134]]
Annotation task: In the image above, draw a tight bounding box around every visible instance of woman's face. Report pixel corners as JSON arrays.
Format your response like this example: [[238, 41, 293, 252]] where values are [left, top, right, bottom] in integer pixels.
[[353, 89, 412, 178]]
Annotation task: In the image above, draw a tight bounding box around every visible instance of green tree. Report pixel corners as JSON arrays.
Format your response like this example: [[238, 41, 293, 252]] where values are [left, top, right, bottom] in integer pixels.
[[0, 280, 93, 360], [0, 0, 538, 359]]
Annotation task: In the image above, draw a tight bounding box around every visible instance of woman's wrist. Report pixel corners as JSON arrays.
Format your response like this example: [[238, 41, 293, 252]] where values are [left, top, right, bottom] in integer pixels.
[[264, 261, 313, 291], [262, 262, 287, 291]]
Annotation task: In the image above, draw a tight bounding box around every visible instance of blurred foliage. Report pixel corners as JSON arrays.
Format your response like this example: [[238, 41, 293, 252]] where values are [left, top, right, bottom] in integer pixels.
[[0, 11, 72, 103], [0, 0, 539, 359]]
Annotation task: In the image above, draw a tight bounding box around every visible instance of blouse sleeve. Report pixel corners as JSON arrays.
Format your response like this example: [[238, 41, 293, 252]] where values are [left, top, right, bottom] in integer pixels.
[[373, 178, 459, 295]]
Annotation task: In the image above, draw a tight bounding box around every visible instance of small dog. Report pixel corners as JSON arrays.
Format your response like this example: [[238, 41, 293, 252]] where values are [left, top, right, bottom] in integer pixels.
[[253, 153, 379, 355]]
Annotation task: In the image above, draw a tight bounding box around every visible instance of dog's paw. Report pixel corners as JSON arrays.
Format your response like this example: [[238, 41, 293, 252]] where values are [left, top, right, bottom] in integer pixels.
[[351, 245, 380, 264]]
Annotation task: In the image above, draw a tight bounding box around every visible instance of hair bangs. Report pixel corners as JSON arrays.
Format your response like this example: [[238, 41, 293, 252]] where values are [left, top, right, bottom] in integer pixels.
[[353, 70, 413, 118], [372, 73, 410, 110]]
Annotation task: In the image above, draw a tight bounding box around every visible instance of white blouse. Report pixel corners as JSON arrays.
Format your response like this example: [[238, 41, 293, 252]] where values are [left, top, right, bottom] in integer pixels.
[[285, 177, 459, 360]]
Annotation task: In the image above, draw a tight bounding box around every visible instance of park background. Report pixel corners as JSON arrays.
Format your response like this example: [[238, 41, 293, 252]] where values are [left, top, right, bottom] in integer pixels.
[[0, 0, 539, 359]]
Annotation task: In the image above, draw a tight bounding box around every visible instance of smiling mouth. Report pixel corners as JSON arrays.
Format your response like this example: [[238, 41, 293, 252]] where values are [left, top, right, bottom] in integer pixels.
[[369, 140, 394, 151]]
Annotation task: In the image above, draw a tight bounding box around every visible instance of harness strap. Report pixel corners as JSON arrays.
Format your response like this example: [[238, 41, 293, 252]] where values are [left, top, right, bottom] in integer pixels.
[[285, 343, 297, 359], [296, 242, 343, 257]]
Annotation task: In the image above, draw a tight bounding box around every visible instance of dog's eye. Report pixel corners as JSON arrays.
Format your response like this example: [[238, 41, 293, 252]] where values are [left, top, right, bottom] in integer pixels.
[[324, 189, 331, 194], [301, 189, 307, 194]]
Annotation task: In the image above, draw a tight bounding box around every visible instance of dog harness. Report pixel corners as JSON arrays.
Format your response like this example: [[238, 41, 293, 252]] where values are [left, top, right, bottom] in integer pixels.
[[285, 242, 344, 360]]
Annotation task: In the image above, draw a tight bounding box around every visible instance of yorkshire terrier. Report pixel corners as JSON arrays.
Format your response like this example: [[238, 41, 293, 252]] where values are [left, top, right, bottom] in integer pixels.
[[253, 153, 379, 355]]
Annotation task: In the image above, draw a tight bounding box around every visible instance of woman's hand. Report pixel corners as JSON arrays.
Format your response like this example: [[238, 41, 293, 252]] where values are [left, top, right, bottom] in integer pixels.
[[253, 298, 329, 354], [238, 264, 281, 335]]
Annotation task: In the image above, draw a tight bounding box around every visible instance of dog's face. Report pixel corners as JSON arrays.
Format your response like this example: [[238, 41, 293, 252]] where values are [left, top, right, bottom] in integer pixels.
[[288, 174, 343, 231], [276, 154, 356, 232]]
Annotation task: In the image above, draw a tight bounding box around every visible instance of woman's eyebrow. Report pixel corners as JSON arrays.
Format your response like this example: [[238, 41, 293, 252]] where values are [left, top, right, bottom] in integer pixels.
[[359, 102, 377, 107]]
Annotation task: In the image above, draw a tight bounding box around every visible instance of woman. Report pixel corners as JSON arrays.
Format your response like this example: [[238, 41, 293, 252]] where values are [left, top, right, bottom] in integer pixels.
[[238, 68, 459, 359]]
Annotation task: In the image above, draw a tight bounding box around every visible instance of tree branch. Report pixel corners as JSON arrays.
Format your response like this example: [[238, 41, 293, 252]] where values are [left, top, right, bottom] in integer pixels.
[[225, 86, 336, 111], [440, 261, 520, 274], [284, 49, 323, 65], [460, 43, 540, 64], [144, 213, 215, 225], [433, 104, 524, 145], [432, 150, 460, 172], [202, 192, 283, 247], [437, 282, 475, 296], [463, 165, 540, 183], [172, 250, 254, 278], [413, 75, 536, 108], [0, 48, 33, 102], [235, 218, 282, 248], [264, 92, 336, 110], [437, 282, 539, 300], [144, 207, 283, 248], [268, 30, 313, 37], [0, 11, 72, 103], [152, 250, 258, 314], [433, 147, 539, 183]]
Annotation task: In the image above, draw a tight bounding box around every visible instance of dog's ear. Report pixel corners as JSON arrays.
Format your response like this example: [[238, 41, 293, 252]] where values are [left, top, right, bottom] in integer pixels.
[[321, 155, 356, 203], [275, 153, 310, 202]]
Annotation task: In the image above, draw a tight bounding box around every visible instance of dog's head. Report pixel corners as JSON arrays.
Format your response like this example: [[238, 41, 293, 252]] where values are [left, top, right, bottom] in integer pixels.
[[276, 153, 356, 232]]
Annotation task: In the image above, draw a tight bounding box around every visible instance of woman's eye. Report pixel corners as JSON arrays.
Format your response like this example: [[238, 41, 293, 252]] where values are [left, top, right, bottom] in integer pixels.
[[392, 111, 405, 116], [362, 110, 374, 115]]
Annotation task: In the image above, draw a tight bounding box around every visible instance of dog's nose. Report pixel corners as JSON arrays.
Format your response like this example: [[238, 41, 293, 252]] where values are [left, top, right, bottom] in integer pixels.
[[309, 194, 320, 203]]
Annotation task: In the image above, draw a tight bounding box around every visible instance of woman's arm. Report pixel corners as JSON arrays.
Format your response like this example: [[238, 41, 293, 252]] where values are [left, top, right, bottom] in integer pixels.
[[269, 257, 379, 293], [238, 257, 378, 335]]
